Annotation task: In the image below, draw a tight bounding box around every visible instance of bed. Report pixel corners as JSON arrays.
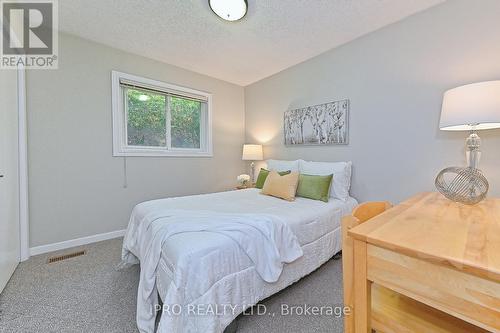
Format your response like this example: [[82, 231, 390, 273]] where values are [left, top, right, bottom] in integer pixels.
[[122, 160, 357, 333], [121, 160, 356, 333]]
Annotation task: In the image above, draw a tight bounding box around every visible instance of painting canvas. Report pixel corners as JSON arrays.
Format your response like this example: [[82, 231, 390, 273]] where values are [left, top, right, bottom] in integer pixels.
[[284, 99, 349, 145]]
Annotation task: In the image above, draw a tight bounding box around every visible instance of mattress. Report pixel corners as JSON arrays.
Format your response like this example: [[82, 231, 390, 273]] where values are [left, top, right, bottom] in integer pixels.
[[135, 188, 357, 247], [144, 189, 357, 332]]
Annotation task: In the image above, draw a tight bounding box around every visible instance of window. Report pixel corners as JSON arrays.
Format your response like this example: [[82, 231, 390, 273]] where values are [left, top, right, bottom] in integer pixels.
[[111, 71, 212, 157]]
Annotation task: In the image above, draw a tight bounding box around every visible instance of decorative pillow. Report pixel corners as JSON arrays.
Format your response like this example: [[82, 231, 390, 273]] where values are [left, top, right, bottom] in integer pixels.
[[261, 171, 299, 201], [296, 174, 333, 203], [255, 168, 292, 189], [266, 159, 300, 172], [299, 160, 352, 201]]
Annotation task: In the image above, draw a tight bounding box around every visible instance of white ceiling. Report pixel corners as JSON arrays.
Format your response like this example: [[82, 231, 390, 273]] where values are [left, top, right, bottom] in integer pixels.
[[59, 0, 445, 86]]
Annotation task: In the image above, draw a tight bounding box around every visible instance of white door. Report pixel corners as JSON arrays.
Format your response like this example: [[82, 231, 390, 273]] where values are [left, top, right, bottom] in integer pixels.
[[0, 68, 20, 293]]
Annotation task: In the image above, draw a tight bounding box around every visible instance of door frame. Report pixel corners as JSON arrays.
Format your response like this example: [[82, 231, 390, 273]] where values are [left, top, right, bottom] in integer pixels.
[[17, 64, 29, 261]]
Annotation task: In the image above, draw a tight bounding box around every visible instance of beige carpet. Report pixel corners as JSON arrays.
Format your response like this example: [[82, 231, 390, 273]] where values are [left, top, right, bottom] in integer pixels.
[[0, 238, 344, 333]]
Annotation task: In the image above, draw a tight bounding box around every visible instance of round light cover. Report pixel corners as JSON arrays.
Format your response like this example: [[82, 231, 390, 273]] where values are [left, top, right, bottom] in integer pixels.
[[209, 0, 247, 21]]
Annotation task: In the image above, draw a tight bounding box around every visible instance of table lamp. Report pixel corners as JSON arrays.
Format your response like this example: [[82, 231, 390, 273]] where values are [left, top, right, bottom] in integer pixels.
[[242, 144, 263, 183], [436, 80, 500, 204]]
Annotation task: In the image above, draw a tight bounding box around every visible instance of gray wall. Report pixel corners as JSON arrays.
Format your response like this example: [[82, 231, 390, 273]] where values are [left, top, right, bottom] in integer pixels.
[[25, 0, 500, 247], [245, 0, 500, 203], [27, 33, 245, 247]]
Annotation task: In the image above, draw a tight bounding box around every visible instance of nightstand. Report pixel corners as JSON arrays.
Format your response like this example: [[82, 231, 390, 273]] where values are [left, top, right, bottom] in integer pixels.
[[234, 184, 255, 190]]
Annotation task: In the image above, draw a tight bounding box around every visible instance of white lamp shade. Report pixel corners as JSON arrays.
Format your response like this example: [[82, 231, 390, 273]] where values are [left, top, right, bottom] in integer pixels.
[[440, 80, 500, 131], [242, 144, 263, 161]]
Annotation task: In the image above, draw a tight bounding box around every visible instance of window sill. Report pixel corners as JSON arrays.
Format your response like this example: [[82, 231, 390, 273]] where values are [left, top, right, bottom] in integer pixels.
[[113, 150, 213, 157]]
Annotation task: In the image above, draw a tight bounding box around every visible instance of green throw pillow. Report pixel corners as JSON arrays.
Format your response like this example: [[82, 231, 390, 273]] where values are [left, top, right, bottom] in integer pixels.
[[296, 174, 333, 202], [255, 168, 291, 189]]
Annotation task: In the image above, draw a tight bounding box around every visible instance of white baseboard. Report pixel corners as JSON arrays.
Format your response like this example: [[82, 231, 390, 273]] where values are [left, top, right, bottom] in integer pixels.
[[29, 229, 126, 257]]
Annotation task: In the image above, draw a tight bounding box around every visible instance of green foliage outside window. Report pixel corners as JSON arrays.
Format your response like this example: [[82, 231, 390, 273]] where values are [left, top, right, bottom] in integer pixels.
[[170, 96, 201, 149], [126, 89, 201, 148]]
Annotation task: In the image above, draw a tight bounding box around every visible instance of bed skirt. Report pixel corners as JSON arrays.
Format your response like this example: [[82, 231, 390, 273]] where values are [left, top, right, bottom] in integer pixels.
[[156, 226, 342, 333]]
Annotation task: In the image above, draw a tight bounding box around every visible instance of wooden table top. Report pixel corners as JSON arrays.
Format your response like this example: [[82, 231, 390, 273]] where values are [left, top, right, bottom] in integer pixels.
[[349, 192, 500, 282]]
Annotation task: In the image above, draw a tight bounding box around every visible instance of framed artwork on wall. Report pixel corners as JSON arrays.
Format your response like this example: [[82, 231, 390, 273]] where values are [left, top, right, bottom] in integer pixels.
[[284, 99, 349, 146]]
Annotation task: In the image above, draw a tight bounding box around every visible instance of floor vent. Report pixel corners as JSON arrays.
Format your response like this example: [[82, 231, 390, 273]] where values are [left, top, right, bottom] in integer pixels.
[[47, 250, 86, 263]]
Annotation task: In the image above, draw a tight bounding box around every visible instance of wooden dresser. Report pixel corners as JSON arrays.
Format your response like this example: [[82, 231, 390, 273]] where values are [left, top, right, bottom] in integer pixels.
[[347, 192, 500, 333]]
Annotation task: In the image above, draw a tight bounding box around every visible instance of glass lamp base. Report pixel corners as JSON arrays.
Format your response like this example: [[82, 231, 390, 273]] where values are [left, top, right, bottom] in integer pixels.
[[466, 131, 481, 169]]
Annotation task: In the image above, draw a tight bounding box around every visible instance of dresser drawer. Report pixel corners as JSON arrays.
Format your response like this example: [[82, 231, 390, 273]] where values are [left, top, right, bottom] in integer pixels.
[[367, 245, 500, 332]]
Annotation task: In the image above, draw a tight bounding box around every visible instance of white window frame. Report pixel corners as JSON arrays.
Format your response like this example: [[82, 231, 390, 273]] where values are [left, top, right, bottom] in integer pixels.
[[111, 71, 213, 157]]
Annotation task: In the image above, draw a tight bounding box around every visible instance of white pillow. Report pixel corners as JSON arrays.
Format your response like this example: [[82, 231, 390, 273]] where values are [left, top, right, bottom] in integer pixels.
[[299, 160, 352, 201], [266, 159, 300, 172]]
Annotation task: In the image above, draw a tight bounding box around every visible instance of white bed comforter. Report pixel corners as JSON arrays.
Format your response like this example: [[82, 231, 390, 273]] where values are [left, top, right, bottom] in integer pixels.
[[121, 208, 303, 333]]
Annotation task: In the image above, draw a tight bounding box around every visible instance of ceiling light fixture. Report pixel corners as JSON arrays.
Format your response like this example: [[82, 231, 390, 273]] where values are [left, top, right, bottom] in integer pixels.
[[208, 0, 248, 22]]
